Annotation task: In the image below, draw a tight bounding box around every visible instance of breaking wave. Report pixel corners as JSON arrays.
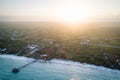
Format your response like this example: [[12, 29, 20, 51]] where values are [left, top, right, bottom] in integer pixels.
[[49, 59, 117, 72], [0, 54, 120, 73], [0, 54, 35, 61]]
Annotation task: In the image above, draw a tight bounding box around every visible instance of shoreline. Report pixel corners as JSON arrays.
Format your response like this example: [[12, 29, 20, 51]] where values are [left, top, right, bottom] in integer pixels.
[[0, 54, 120, 71]]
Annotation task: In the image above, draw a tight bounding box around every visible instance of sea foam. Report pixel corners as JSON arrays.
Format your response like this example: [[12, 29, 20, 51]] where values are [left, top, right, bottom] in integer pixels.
[[0, 54, 120, 73], [0, 54, 35, 61], [50, 59, 120, 72]]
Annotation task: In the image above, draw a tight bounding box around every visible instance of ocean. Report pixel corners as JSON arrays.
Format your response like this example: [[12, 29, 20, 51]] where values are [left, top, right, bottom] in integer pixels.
[[0, 54, 120, 80]]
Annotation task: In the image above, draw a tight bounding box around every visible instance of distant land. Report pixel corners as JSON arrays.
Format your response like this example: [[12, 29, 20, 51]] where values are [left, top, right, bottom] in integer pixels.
[[0, 22, 120, 70]]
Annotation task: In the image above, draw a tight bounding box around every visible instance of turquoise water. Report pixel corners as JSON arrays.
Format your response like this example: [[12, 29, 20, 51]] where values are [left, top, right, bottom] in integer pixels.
[[0, 55, 120, 80]]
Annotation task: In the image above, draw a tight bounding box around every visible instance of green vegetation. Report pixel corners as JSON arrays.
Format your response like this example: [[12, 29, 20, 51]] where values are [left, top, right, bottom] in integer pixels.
[[0, 22, 120, 70]]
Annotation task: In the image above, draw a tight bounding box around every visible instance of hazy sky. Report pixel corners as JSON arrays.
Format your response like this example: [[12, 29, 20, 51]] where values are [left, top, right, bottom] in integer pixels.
[[0, 0, 120, 22]]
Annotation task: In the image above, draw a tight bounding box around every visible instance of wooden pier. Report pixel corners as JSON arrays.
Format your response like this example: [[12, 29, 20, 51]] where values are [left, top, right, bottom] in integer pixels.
[[12, 60, 37, 73]]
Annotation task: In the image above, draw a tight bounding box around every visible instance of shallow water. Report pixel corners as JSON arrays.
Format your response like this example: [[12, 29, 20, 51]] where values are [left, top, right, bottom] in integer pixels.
[[0, 54, 120, 80]]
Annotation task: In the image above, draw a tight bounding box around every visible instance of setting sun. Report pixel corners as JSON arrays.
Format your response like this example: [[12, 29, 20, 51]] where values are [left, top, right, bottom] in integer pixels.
[[55, 1, 92, 24]]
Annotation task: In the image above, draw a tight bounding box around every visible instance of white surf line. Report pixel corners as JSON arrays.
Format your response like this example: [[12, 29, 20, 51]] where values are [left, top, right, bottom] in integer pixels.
[[1, 54, 120, 72]]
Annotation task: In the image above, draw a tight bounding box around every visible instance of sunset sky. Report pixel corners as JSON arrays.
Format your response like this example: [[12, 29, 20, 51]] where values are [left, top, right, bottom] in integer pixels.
[[0, 0, 120, 22]]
